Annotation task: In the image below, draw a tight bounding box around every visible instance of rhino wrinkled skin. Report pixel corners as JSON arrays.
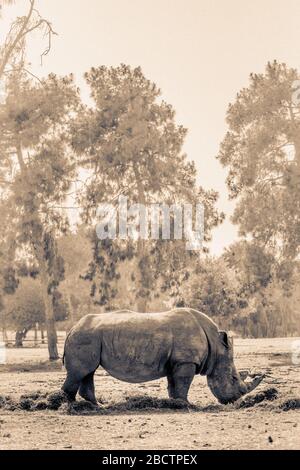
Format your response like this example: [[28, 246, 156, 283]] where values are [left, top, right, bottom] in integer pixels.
[[62, 308, 263, 405]]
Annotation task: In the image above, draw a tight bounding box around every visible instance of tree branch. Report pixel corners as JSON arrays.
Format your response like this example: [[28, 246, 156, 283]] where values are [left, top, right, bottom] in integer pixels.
[[0, 0, 35, 78]]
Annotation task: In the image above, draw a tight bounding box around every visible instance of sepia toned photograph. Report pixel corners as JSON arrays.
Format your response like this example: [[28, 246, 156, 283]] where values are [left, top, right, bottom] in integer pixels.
[[0, 0, 299, 456]]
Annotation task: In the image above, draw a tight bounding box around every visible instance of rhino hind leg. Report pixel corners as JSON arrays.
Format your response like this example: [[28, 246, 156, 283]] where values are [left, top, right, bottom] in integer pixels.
[[62, 348, 100, 402], [62, 374, 81, 402], [167, 363, 196, 402], [78, 370, 97, 404]]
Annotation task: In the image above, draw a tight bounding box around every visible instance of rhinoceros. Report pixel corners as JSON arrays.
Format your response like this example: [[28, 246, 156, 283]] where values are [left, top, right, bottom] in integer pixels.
[[62, 308, 263, 405]]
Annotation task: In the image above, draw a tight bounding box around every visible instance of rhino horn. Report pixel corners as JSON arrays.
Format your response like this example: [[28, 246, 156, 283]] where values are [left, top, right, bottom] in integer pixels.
[[244, 374, 265, 393]]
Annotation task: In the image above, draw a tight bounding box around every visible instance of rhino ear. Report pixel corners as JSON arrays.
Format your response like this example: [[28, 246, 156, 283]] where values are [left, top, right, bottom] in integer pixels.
[[219, 330, 229, 348]]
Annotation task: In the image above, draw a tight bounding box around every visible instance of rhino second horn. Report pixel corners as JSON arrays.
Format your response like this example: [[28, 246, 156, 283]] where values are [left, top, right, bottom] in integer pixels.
[[245, 374, 264, 393], [239, 370, 249, 381]]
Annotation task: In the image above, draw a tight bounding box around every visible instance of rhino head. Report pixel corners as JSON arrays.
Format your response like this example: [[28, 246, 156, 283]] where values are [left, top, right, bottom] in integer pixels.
[[207, 331, 264, 404]]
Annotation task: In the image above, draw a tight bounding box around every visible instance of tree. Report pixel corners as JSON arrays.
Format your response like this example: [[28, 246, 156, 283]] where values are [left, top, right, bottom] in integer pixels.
[[4, 277, 44, 346], [0, 198, 19, 340], [57, 228, 95, 324], [0, 0, 56, 79], [0, 71, 79, 358], [3, 277, 68, 346], [217, 62, 300, 336], [72, 65, 223, 311], [223, 241, 299, 337], [182, 257, 242, 322], [224, 241, 275, 293], [218, 61, 300, 262]]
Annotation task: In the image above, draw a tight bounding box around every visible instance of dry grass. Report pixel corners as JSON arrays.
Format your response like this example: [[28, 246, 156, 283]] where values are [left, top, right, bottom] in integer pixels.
[[1, 386, 299, 416]]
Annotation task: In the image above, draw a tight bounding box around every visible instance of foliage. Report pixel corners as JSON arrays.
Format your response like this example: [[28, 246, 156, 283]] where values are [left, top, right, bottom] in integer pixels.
[[57, 229, 99, 320], [180, 250, 300, 337], [183, 257, 242, 319], [71, 65, 223, 309], [218, 61, 300, 261], [2, 277, 68, 332], [0, 69, 79, 358]]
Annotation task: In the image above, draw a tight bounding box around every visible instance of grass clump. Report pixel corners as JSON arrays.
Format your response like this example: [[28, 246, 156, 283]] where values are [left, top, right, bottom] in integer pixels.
[[279, 398, 300, 411], [238, 388, 279, 409]]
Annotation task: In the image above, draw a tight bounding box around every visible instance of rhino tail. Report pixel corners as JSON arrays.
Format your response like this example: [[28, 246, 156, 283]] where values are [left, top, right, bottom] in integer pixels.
[[62, 329, 73, 366]]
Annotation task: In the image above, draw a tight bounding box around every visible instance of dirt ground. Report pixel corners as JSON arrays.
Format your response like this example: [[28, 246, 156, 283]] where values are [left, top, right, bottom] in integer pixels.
[[0, 336, 299, 450]]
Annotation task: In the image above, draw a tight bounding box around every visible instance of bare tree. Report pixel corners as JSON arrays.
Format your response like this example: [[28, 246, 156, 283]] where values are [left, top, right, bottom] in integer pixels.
[[0, 0, 57, 79]]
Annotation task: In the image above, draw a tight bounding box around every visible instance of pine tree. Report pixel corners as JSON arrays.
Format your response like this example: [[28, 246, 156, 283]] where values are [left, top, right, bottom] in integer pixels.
[[0, 71, 79, 358], [72, 65, 223, 311], [218, 61, 300, 261]]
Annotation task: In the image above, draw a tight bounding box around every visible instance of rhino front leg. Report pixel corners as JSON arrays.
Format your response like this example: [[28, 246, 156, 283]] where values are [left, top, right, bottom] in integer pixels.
[[167, 363, 196, 402]]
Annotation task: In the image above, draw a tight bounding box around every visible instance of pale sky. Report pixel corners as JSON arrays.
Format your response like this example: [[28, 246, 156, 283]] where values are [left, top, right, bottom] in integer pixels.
[[1, 0, 300, 254]]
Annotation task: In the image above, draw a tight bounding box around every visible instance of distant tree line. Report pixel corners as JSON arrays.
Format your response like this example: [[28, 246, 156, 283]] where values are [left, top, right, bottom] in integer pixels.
[[1, 1, 300, 357]]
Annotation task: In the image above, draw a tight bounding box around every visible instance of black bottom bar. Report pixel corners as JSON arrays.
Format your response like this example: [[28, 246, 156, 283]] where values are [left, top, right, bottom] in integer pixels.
[[0, 450, 298, 465]]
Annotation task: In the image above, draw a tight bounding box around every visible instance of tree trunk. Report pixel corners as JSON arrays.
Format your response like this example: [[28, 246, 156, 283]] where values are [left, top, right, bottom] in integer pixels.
[[15, 329, 28, 347], [39, 258, 59, 360], [29, 238, 59, 360], [2, 326, 8, 343], [34, 323, 38, 347], [40, 324, 45, 344], [45, 316, 58, 360], [43, 283, 59, 360], [66, 292, 75, 327], [136, 235, 148, 312], [134, 167, 148, 313], [15, 331, 23, 347], [137, 293, 148, 312]]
